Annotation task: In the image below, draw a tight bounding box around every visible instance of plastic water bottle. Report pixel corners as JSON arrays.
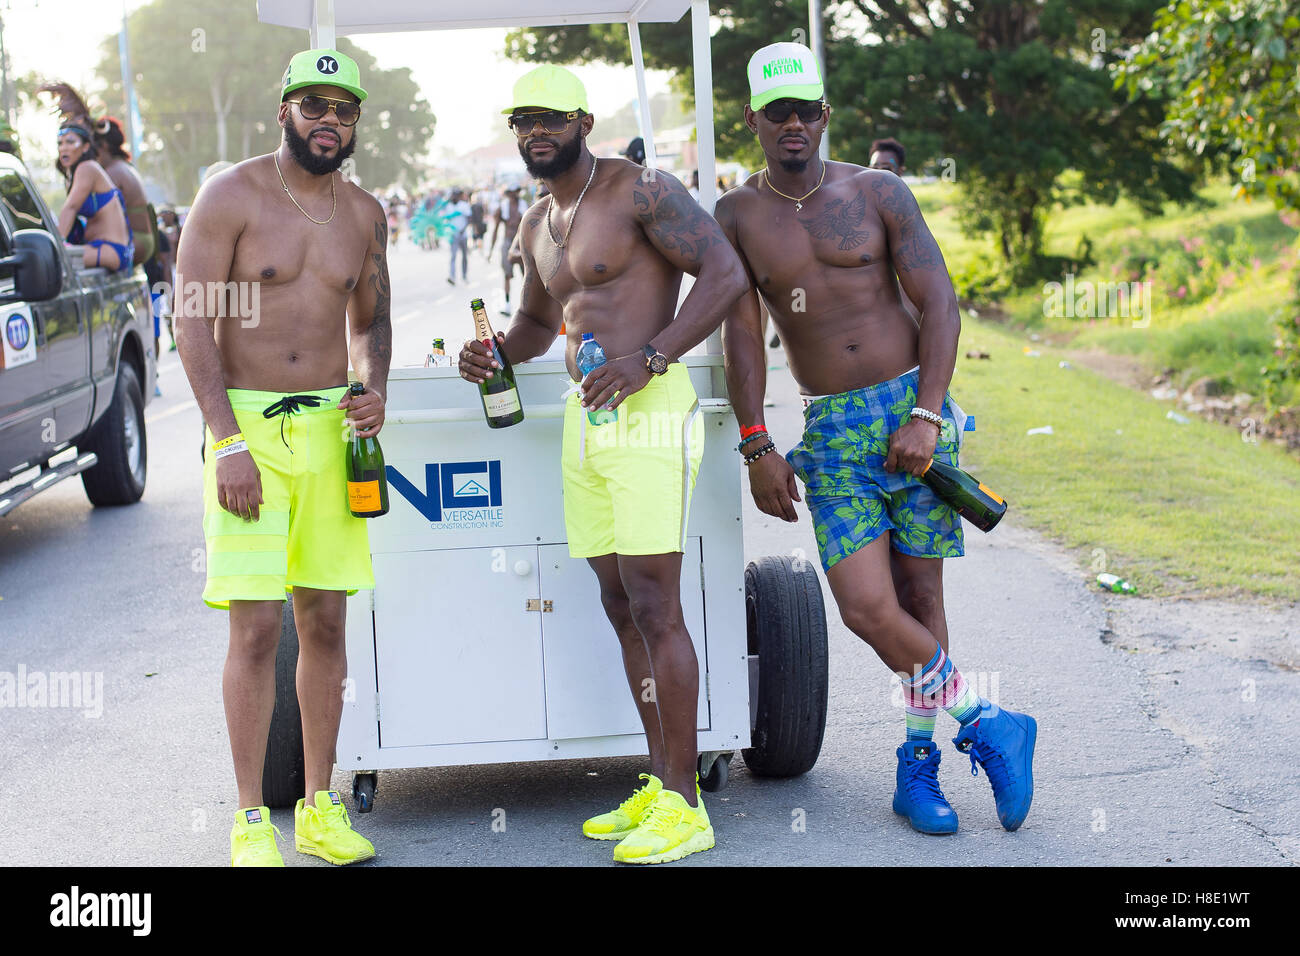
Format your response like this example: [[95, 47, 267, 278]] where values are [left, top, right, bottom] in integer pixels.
[[1096, 573, 1136, 594], [576, 333, 618, 425]]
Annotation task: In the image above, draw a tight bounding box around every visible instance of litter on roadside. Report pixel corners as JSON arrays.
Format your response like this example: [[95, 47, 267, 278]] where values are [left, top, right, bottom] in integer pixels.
[[1097, 573, 1136, 595], [1023, 347, 1041, 357], [1027, 425, 1054, 435], [1166, 410, 1191, 424], [1058, 360, 1072, 369]]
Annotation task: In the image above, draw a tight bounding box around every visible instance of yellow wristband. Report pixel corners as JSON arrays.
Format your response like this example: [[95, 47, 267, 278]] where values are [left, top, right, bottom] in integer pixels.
[[211, 432, 245, 451]]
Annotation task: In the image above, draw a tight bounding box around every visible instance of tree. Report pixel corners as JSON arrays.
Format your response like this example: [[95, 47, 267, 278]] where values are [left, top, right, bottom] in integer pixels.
[[89, 0, 435, 202], [1117, 0, 1300, 407], [507, 0, 1198, 281]]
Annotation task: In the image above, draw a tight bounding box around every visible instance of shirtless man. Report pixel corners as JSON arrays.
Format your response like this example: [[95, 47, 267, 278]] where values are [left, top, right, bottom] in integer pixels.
[[717, 43, 1036, 835], [489, 185, 528, 315], [459, 65, 747, 864], [176, 49, 390, 867]]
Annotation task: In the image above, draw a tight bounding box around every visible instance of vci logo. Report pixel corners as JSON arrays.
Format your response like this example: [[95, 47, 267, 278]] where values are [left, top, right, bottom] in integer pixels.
[[6, 313, 31, 351], [387, 460, 504, 529]]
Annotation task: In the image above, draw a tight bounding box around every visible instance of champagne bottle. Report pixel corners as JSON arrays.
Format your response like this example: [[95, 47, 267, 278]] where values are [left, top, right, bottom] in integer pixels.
[[470, 297, 524, 428], [346, 382, 390, 518], [920, 459, 1007, 532]]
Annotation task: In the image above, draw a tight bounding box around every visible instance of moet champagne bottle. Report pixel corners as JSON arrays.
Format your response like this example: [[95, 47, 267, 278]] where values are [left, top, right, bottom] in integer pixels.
[[471, 297, 525, 428], [346, 382, 390, 518], [920, 459, 1007, 532]]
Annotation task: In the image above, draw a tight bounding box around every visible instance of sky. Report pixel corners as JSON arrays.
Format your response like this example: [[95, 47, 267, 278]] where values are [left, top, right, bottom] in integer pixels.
[[3, 0, 673, 158]]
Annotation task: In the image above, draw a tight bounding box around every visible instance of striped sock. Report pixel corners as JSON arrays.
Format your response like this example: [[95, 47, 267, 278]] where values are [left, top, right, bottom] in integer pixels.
[[904, 703, 938, 741], [902, 645, 990, 728]]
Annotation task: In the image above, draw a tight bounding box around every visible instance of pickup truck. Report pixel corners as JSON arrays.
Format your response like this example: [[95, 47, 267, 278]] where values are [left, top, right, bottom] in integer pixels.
[[0, 151, 154, 516]]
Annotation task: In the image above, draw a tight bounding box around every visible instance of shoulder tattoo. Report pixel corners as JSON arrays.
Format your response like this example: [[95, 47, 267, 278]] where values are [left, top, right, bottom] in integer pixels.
[[871, 177, 942, 273]]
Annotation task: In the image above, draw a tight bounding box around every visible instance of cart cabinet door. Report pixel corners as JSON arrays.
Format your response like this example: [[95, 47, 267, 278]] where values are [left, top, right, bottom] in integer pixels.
[[371, 547, 548, 747], [537, 539, 708, 740]]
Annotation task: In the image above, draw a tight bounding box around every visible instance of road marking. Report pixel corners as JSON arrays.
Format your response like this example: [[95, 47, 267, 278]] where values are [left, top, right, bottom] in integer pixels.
[[146, 400, 197, 425], [395, 309, 421, 326]]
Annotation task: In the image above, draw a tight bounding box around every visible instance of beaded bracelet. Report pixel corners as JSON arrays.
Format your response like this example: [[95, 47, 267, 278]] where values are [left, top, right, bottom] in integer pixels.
[[743, 442, 776, 465], [212, 432, 245, 451], [736, 430, 769, 452], [909, 407, 943, 429]]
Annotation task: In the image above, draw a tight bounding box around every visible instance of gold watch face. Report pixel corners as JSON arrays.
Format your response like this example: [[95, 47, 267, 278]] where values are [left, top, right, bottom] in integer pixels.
[[649, 353, 668, 375]]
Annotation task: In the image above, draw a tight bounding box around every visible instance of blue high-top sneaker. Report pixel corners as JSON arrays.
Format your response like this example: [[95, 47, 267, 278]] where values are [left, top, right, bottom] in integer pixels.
[[892, 740, 959, 834], [951, 705, 1037, 831]]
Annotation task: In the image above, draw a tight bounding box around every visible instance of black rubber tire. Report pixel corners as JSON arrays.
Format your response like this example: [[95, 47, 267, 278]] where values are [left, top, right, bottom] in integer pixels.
[[742, 555, 830, 777], [262, 602, 305, 809], [698, 753, 730, 792], [81, 362, 147, 506], [352, 773, 377, 813]]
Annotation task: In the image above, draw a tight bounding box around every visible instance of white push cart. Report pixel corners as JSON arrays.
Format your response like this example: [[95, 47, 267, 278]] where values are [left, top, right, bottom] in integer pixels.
[[253, 0, 829, 812]]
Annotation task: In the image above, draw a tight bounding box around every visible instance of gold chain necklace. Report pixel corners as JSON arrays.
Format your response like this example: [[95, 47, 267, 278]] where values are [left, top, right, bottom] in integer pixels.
[[763, 160, 827, 212], [274, 152, 337, 225], [546, 157, 598, 249]]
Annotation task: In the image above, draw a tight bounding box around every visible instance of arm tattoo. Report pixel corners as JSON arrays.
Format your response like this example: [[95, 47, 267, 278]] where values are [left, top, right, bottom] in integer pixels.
[[799, 191, 871, 250], [871, 177, 942, 273], [632, 175, 717, 264], [366, 218, 392, 366]]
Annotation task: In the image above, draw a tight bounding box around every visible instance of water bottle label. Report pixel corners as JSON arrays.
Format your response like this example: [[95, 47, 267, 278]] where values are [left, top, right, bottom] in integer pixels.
[[348, 480, 382, 511], [484, 388, 521, 416]]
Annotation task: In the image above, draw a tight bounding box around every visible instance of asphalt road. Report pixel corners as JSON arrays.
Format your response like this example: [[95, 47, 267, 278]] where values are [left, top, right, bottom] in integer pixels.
[[1, 238, 1296, 867]]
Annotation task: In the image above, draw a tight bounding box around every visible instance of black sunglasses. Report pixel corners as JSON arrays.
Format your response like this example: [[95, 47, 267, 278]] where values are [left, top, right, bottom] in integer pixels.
[[507, 109, 581, 135], [286, 94, 362, 127], [760, 99, 826, 124]]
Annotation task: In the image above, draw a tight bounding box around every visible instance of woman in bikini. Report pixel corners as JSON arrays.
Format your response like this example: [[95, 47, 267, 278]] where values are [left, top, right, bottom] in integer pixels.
[[55, 124, 133, 272]]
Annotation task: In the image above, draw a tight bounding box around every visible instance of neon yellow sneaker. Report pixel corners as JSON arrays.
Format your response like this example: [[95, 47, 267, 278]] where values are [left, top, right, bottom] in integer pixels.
[[230, 806, 284, 867], [294, 790, 375, 865], [613, 788, 715, 864], [583, 773, 663, 841]]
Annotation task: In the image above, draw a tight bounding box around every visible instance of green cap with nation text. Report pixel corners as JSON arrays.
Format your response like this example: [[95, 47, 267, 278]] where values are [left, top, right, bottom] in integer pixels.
[[746, 42, 824, 110], [282, 49, 367, 103]]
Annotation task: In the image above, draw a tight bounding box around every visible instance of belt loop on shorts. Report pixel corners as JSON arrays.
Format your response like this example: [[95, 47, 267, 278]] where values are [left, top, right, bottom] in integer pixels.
[[262, 394, 327, 452]]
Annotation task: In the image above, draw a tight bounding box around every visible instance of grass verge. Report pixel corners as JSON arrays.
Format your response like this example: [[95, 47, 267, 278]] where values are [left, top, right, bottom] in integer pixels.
[[952, 319, 1300, 602]]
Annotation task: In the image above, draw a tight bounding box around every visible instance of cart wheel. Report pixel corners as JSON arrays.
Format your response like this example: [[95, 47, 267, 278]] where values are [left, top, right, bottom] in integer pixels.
[[698, 752, 732, 792], [352, 772, 377, 813], [742, 555, 829, 777], [261, 602, 305, 809]]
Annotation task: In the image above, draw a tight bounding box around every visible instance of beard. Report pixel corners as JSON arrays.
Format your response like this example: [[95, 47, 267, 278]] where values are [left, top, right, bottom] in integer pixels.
[[777, 156, 810, 174], [518, 130, 583, 180], [283, 119, 357, 176]]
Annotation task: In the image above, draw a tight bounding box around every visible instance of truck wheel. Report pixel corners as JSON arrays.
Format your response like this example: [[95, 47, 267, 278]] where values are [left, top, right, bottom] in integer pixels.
[[742, 555, 829, 777], [262, 602, 305, 809], [81, 362, 147, 506]]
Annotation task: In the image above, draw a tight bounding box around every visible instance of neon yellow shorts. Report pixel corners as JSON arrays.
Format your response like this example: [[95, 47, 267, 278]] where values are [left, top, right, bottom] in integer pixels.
[[202, 386, 374, 610], [561, 363, 705, 558]]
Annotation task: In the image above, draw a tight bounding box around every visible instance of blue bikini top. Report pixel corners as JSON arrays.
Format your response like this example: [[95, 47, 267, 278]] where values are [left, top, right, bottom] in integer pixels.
[[67, 186, 131, 246]]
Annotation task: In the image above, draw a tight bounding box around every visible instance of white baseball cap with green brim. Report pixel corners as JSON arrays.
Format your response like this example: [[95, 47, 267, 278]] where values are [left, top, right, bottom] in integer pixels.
[[282, 49, 367, 103], [747, 42, 824, 110]]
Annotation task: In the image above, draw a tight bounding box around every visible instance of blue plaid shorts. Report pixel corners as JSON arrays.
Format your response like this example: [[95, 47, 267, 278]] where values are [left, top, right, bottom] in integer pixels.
[[786, 367, 966, 571]]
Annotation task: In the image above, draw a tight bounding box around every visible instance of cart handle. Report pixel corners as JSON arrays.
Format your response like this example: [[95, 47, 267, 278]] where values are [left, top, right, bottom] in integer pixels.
[[388, 398, 732, 425]]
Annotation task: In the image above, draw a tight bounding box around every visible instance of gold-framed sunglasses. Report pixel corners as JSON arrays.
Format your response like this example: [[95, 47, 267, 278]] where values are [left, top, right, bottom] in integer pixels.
[[285, 94, 362, 127], [507, 109, 582, 135]]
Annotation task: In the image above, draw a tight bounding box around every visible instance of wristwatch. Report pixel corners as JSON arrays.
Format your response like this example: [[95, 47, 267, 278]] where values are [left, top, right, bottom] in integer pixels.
[[642, 344, 669, 375]]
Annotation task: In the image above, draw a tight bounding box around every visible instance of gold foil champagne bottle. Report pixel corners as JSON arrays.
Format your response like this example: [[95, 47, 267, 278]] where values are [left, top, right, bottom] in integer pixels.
[[346, 382, 390, 518], [920, 460, 1007, 532], [470, 298, 524, 428]]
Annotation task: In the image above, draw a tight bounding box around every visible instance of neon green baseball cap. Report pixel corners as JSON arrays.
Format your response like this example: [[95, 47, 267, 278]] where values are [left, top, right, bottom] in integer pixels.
[[282, 49, 367, 103], [747, 42, 824, 110], [502, 65, 589, 114]]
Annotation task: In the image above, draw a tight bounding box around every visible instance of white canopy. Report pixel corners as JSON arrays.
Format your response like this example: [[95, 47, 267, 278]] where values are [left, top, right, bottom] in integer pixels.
[[255, 0, 693, 33]]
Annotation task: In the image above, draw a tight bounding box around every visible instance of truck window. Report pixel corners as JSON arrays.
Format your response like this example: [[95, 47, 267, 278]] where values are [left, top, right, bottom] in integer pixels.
[[0, 170, 50, 284]]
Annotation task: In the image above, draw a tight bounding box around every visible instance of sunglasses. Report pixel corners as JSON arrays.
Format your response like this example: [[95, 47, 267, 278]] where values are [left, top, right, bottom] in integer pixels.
[[760, 99, 826, 124], [286, 94, 362, 127], [507, 109, 582, 135]]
